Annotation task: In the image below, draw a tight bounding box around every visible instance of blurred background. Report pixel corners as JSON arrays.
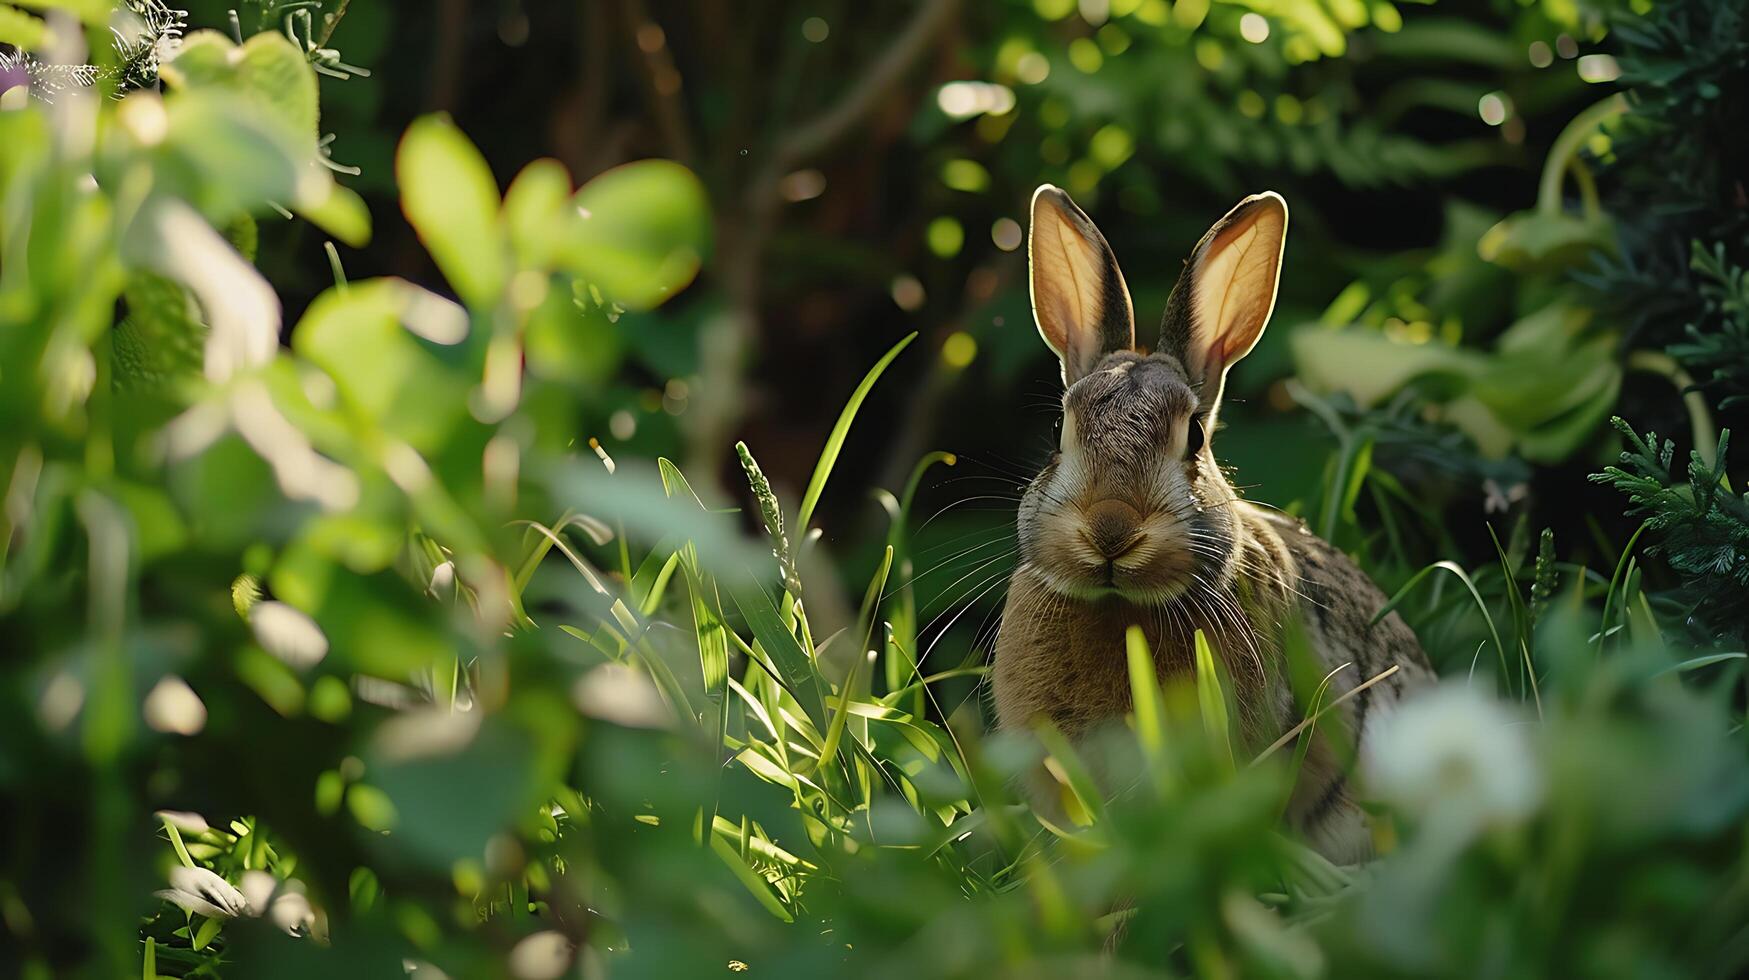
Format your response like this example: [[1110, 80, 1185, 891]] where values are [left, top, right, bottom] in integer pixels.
[[170, 0, 1740, 680], [6, 1, 1749, 976]]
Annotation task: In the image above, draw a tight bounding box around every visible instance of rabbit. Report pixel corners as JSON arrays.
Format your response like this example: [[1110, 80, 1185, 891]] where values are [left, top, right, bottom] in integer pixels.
[[991, 185, 1434, 863]]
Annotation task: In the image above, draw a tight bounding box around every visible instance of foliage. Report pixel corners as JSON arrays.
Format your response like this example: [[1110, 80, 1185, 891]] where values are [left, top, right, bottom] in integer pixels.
[[1670, 240, 1749, 411], [1578, 0, 1749, 648], [0, 2, 1746, 980], [1591, 420, 1749, 642], [1584, 0, 1749, 349]]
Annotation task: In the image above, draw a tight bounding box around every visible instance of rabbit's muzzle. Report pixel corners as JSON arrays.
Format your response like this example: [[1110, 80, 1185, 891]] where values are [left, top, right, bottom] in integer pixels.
[[1080, 498, 1144, 561]]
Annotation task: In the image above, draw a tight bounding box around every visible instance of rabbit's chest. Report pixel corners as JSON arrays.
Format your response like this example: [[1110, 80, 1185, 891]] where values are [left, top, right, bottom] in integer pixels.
[[991, 568, 1285, 741]]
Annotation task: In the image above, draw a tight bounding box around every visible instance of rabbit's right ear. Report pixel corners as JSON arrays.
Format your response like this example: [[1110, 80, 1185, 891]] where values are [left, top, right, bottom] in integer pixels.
[[1159, 193, 1288, 414], [1028, 185, 1135, 385]]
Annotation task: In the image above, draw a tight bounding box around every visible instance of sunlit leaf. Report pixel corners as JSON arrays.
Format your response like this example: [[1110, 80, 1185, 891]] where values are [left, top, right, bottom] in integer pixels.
[[397, 114, 506, 307], [561, 159, 709, 310]]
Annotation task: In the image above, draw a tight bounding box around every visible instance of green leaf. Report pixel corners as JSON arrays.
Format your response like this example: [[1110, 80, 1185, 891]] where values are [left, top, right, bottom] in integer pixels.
[[1478, 210, 1612, 272], [152, 91, 305, 219], [709, 828, 794, 921], [11, 0, 112, 27], [397, 114, 506, 307], [1125, 626, 1165, 761], [1374, 560, 1509, 683], [1194, 630, 1235, 772], [504, 158, 573, 270], [807, 545, 891, 777], [729, 572, 828, 734], [1032, 719, 1106, 827], [163, 30, 320, 147], [190, 915, 223, 951], [562, 159, 710, 310], [796, 332, 916, 535], [112, 274, 204, 391], [291, 279, 472, 452], [296, 177, 372, 249], [0, 6, 49, 50]]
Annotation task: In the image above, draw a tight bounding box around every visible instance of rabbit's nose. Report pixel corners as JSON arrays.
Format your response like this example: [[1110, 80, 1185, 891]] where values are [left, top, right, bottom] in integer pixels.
[[1082, 499, 1143, 560]]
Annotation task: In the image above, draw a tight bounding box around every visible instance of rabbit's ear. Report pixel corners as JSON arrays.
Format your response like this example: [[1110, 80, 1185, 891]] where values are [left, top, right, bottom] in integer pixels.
[[1028, 185, 1135, 385], [1160, 192, 1288, 407]]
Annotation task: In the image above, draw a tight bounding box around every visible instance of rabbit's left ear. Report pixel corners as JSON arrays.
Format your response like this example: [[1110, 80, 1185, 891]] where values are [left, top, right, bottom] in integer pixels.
[[1028, 184, 1135, 385], [1161, 192, 1288, 402]]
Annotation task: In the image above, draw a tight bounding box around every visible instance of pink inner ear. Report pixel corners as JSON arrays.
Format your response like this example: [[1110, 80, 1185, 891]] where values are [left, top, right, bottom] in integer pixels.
[[1200, 346, 1227, 386], [1043, 294, 1076, 359]]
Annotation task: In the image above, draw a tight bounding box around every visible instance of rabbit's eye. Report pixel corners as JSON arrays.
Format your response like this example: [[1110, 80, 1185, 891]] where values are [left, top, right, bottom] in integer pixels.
[[1184, 416, 1206, 458]]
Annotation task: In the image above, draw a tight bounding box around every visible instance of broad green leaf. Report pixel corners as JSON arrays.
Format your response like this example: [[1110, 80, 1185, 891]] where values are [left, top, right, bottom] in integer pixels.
[[1478, 210, 1612, 272], [504, 158, 573, 269], [0, 6, 49, 50], [397, 114, 506, 307], [163, 30, 319, 147], [291, 278, 471, 452], [112, 273, 204, 391], [562, 159, 709, 310], [147, 91, 304, 219], [296, 176, 372, 249], [10, 0, 109, 26]]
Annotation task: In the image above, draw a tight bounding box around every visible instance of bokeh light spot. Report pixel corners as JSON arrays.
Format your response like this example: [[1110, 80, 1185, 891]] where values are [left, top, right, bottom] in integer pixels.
[[926, 217, 965, 258], [1478, 92, 1508, 126], [891, 275, 926, 312], [942, 332, 978, 369], [1068, 37, 1103, 73], [991, 218, 1023, 251]]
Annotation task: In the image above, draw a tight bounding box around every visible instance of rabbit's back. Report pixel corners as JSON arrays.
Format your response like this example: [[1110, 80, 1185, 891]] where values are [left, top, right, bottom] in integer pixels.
[[1246, 506, 1434, 859]]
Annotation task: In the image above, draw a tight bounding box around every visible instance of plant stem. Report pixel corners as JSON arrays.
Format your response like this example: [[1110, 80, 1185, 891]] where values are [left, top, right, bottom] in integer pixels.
[[1627, 349, 1718, 467], [1538, 94, 1627, 216], [316, 0, 351, 48]]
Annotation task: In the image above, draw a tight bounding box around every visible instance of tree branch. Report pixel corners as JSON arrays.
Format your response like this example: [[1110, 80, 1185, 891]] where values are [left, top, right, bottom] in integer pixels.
[[618, 0, 697, 166], [771, 0, 960, 171]]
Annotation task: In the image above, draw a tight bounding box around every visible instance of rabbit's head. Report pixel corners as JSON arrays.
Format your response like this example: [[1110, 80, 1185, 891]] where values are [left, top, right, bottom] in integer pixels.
[[1016, 185, 1288, 604]]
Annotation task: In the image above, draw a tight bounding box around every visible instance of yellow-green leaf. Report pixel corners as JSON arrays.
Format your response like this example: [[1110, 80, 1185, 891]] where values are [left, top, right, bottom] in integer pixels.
[[397, 114, 506, 307]]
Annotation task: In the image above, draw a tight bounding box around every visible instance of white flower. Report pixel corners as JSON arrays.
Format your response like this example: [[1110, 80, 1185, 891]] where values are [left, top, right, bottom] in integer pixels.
[[239, 869, 278, 913], [509, 930, 574, 980], [143, 676, 207, 735], [428, 560, 456, 597], [373, 707, 481, 762], [267, 889, 316, 937], [251, 601, 330, 669], [572, 663, 669, 729], [240, 870, 319, 937], [156, 866, 248, 919], [1364, 684, 1541, 832]]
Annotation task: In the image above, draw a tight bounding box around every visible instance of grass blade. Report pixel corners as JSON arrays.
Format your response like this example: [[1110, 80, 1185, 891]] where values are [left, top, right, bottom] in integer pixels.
[[1125, 626, 1165, 760], [731, 571, 829, 733], [1373, 560, 1508, 687], [795, 332, 916, 536], [1194, 629, 1236, 772]]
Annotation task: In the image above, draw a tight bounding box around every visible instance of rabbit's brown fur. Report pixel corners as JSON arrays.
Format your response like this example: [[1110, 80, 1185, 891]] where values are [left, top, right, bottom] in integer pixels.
[[992, 186, 1432, 862]]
